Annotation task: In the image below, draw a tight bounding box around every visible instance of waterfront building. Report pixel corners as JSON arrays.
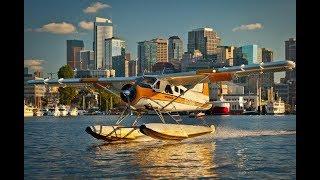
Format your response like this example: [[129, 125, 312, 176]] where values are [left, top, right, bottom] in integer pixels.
[[105, 37, 126, 77], [137, 40, 157, 74], [168, 36, 183, 70], [187, 27, 221, 59], [67, 40, 84, 70], [80, 50, 95, 70], [210, 82, 245, 101], [93, 17, 113, 69], [24, 72, 46, 108], [274, 83, 289, 103]]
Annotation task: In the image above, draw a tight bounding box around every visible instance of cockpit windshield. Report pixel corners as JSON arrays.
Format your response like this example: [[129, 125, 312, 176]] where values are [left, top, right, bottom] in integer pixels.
[[136, 77, 157, 89]]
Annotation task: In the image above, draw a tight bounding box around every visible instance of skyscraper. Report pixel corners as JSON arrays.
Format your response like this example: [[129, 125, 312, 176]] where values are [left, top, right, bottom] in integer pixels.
[[241, 45, 261, 65], [137, 41, 157, 74], [105, 37, 126, 77], [284, 38, 296, 107], [152, 38, 168, 62], [93, 17, 113, 69], [80, 50, 94, 70], [261, 48, 274, 98], [285, 38, 296, 81], [187, 27, 221, 59], [67, 40, 84, 70], [168, 36, 183, 70]]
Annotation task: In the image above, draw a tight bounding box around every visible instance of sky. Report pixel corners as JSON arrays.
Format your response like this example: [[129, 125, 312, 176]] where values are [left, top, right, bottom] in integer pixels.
[[24, 0, 296, 82]]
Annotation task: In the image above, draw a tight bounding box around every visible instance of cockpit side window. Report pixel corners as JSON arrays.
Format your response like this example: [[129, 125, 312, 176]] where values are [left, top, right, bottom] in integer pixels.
[[180, 89, 185, 94], [165, 85, 173, 94], [174, 86, 179, 93], [155, 81, 160, 89], [137, 77, 157, 89]]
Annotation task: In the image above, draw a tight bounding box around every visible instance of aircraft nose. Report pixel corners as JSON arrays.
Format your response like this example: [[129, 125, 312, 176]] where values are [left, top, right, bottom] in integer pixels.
[[120, 84, 137, 103]]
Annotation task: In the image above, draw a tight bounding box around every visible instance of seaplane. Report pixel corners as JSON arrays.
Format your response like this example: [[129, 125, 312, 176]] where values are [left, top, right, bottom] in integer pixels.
[[28, 60, 295, 142]]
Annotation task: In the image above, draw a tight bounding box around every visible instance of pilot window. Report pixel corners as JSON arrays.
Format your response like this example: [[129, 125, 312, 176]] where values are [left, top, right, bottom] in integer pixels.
[[174, 86, 179, 93], [165, 85, 173, 94], [180, 89, 185, 94], [155, 81, 160, 89]]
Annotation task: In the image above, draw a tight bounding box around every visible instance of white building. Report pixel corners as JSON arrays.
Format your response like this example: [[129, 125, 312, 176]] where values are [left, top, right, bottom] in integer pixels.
[[93, 17, 113, 69]]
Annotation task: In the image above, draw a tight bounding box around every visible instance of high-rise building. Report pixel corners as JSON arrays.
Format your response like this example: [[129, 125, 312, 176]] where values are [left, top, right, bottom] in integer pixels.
[[241, 45, 261, 65], [105, 37, 126, 77], [284, 38, 296, 107], [168, 36, 183, 70], [67, 40, 84, 70], [285, 38, 296, 81], [80, 50, 94, 70], [261, 48, 274, 99], [125, 53, 131, 77], [151, 38, 168, 62], [262, 48, 273, 62], [128, 60, 138, 76], [187, 27, 221, 59], [137, 40, 157, 74], [217, 46, 235, 66], [93, 17, 113, 69]]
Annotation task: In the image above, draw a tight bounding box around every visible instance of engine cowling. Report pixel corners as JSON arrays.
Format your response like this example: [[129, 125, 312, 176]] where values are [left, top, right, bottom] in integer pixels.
[[120, 84, 137, 103]]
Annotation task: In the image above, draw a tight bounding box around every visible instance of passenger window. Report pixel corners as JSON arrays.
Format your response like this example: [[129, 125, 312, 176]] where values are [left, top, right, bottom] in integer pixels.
[[155, 81, 160, 89], [165, 85, 173, 94], [174, 86, 179, 93]]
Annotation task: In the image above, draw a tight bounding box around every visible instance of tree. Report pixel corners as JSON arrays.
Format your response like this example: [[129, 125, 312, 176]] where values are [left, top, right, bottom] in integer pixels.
[[58, 64, 74, 78], [57, 65, 77, 105]]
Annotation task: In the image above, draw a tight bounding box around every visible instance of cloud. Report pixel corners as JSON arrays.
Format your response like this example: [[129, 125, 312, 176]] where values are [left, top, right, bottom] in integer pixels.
[[79, 21, 94, 30], [24, 59, 45, 71], [35, 22, 76, 34], [232, 23, 263, 32], [83, 2, 111, 13]]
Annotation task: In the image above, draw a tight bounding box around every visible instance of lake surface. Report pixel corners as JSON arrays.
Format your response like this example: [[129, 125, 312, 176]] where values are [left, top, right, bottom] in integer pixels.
[[24, 115, 296, 179]]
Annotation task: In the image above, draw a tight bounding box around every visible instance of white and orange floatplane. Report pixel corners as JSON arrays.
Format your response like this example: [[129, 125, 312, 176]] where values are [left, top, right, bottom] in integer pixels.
[[28, 61, 295, 142]]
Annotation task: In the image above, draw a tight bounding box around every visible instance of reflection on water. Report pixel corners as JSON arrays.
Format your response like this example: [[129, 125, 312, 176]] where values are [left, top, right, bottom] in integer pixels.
[[90, 139, 217, 178], [25, 115, 296, 179]]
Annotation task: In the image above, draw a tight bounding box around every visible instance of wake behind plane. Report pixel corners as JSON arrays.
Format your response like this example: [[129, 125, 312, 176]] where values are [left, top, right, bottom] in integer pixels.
[[28, 61, 295, 142]]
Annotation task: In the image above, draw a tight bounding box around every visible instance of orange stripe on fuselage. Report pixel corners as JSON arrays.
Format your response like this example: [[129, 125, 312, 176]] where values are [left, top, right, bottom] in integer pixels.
[[131, 85, 210, 108]]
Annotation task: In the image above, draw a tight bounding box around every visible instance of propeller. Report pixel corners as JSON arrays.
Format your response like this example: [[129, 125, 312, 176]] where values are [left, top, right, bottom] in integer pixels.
[[120, 84, 137, 115]]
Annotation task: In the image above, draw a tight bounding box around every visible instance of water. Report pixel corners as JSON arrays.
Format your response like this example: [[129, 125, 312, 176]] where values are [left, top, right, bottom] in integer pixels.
[[24, 115, 296, 179]]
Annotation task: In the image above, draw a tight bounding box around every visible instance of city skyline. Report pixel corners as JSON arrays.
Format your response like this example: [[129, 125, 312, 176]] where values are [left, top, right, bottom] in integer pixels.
[[24, 0, 296, 82]]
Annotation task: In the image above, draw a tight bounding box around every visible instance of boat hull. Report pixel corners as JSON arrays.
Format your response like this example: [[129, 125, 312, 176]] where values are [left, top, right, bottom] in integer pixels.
[[212, 106, 229, 115]]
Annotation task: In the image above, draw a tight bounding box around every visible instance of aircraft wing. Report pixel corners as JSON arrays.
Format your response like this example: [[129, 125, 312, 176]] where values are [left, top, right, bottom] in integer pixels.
[[27, 76, 138, 87], [157, 60, 295, 86], [27, 60, 295, 87]]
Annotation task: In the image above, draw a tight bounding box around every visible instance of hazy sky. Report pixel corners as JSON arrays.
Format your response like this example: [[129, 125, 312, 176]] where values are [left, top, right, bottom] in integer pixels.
[[24, 0, 296, 81]]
